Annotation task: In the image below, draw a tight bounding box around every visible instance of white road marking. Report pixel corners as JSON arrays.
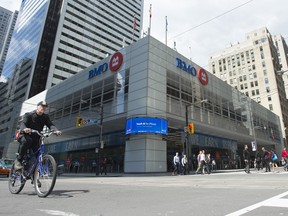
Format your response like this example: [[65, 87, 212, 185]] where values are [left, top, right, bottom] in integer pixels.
[[38, 209, 80, 216], [225, 191, 288, 216]]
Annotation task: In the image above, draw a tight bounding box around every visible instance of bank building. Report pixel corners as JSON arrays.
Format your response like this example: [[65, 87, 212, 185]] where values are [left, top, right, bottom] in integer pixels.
[[11, 36, 283, 173]]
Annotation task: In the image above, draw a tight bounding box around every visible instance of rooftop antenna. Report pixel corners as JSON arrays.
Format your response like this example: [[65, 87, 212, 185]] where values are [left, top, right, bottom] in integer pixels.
[[174, 41, 177, 51]]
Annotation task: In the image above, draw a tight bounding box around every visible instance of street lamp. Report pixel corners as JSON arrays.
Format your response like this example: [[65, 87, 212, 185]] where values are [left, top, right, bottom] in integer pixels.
[[185, 99, 207, 172]]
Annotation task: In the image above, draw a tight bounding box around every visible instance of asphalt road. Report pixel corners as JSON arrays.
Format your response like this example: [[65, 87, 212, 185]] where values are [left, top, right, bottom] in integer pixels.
[[1, 169, 288, 216]]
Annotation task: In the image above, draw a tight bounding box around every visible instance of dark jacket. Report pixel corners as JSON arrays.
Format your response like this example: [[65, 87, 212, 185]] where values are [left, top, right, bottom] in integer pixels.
[[243, 149, 250, 161], [20, 110, 57, 133]]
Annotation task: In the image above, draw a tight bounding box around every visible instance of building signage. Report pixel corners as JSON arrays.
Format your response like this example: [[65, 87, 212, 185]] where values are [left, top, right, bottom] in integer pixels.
[[88, 52, 124, 79], [176, 57, 208, 86], [126, 117, 168, 135], [110, 52, 124, 72]]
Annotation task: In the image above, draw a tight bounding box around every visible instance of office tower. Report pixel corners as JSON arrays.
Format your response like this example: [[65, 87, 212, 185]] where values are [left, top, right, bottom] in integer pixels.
[[2, 0, 143, 98], [0, 6, 18, 75], [0, 0, 143, 158], [209, 27, 288, 143]]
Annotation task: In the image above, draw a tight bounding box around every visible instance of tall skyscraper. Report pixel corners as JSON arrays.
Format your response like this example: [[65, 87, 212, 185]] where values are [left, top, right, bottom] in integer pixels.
[[209, 27, 288, 143], [2, 0, 143, 98], [0, 0, 143, 158], [0, 6, 18, 76]]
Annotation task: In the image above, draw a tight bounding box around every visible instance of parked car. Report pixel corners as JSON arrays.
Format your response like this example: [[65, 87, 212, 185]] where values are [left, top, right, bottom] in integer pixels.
[[0, 160, 11, 177], [1, 158, 13, 168]]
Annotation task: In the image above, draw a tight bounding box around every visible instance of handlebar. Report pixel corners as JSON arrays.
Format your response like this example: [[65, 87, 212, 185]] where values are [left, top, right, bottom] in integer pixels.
[[30, 129, 60, 137]]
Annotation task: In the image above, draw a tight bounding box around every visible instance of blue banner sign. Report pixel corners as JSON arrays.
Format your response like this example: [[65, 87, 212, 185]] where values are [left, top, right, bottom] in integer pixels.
[[126, 117, 168, 135]]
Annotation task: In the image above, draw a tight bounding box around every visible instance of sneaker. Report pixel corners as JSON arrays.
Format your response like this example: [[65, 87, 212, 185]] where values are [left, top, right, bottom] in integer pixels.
[[14, 159, 23, 170]]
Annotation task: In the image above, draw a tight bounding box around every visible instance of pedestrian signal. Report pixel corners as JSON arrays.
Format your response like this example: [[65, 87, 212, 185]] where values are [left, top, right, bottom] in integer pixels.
[[76, 117, 83, 128], [188, 122, 194, 134]]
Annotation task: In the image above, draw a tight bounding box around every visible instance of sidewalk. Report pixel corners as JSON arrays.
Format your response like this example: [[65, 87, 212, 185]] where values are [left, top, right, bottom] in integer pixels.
[[60, 168, 243, 178]]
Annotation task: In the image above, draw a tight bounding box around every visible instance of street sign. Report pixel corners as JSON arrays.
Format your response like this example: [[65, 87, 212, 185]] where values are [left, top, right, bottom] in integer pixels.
[[251, 141, 257, 151], [184, 126, 188, 132]]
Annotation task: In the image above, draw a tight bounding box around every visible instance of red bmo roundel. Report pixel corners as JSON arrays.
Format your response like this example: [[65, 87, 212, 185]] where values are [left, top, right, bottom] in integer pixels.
[[109, 52, 123, 72], [197, 68, 209, 86]]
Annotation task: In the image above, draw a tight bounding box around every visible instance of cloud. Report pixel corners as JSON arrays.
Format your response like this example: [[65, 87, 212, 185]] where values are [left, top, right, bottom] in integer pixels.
[[143, 0, 288, 68], [0, 0, 21, 11]]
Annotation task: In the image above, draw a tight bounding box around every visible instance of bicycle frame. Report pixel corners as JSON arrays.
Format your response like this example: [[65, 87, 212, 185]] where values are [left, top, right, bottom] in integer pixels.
[[9, 130, 58, 197], [23, 142, 44, 179]]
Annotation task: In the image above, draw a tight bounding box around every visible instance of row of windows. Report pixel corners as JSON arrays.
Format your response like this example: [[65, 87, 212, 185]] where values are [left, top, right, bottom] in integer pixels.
[[212, 49, 256, 73], [48, 70, 129, 124]]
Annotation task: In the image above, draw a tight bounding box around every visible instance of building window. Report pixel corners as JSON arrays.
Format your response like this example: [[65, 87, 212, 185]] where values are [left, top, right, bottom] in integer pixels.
[[263, 70, 267, 76], [255, 81, 258, 86], [268, 95, 271, 101], [244, 83, 248, 89], [265, 78, 269, 84], [262, 61, 266, 67], [252, 90, 255, 96], [266, 86, 270, 93], [269, 104, 273, 111], [250, 82, 254, 87], [257, 97, 261, 103], [256, 89, 259, 95], [260, 46, 263, 51]]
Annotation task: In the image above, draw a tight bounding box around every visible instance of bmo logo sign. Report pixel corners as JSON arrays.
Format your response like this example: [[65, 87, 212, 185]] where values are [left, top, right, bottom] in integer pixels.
[[109, 52, 123, 72], [176, 58, 208, 86], [197, 68, 208, 86], [88, 52, 124, 79]]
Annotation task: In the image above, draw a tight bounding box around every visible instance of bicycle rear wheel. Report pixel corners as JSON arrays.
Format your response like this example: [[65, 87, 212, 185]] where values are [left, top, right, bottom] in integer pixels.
[[34, 154, 57, 197], [8, 163, 25, 194]]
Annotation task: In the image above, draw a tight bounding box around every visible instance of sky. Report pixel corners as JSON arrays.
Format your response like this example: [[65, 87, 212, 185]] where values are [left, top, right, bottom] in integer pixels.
[[1, 0, 288, 70]]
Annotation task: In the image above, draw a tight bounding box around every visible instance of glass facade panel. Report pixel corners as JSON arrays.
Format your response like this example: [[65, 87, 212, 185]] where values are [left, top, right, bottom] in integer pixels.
[[2, 0, 49, 79]]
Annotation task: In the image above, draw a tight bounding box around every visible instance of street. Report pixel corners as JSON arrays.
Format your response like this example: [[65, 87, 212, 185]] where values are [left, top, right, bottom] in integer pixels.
[[1, 169, 288, 216]]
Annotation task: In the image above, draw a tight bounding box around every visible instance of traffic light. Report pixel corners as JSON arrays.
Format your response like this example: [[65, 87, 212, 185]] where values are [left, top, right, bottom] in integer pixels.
[[76, 117, 83, 128], [188, 122, 194, 134]]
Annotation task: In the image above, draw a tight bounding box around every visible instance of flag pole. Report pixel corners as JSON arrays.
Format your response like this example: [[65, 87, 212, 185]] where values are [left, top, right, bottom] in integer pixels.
[[148, 4, 152, 35], [165, 16, 168, 45], [132, 14, 136, 41]]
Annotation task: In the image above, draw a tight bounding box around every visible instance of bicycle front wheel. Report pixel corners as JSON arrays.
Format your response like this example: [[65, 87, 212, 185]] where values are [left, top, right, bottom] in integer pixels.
[[34, 155, 57, 198], [8, 163, 25, 194]]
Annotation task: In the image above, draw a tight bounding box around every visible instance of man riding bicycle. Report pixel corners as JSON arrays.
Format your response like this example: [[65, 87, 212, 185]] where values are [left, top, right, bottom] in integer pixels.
[[14, 101, 62, 170]]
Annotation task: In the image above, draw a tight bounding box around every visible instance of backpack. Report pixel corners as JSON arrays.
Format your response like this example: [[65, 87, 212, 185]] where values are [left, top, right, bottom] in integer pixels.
[[272, 153, 278, 161], [267, 151, 271, 159]]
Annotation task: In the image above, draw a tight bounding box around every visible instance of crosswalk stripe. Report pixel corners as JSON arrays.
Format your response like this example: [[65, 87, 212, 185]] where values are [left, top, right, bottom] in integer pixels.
[[225, 191, 288, 216]]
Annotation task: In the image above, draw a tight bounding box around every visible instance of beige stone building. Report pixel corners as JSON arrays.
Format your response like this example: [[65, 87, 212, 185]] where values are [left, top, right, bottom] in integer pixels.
[[273, 34, 288, 98], [209, 27, 288, 145]]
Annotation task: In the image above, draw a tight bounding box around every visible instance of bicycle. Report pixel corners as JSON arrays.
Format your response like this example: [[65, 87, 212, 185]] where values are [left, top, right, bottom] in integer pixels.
[[8, 130, 59, 198]]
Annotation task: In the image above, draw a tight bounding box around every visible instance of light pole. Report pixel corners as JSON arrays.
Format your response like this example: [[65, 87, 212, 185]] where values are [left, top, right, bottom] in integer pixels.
[[96, 105, 104, 176], [185, 99, 207, 172]]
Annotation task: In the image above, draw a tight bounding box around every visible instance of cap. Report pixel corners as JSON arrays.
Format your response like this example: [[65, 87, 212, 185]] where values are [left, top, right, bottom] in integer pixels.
[[37, 101, 48, 107]]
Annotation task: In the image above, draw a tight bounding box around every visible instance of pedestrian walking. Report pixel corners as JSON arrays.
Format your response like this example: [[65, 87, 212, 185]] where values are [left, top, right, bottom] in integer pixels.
[[181, 154, 188, 175], [172, 152, 180, 176], [262, 147, 271, 172], [243, 144, 250, 174], [195, 151, 202, 174], [281, 147, 288, 171]]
